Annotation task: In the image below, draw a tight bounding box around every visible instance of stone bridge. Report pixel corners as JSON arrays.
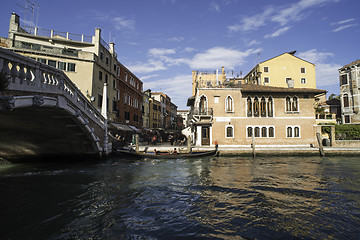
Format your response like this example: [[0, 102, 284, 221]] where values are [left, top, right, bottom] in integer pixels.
[[0, 47, 108, 161]]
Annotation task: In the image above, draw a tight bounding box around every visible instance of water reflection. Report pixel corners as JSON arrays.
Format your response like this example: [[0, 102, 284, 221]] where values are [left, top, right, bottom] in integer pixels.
[[0, 156, 360, 239]]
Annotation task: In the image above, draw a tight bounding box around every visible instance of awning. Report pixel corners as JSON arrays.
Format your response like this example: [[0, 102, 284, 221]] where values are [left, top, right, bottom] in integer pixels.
[[128, 125, 142, 134], [109, 123, 134, 132]]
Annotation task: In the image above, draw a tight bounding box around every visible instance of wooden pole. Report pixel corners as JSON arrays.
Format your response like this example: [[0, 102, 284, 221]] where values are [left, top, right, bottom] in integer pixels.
[[135, 134, 139, 152], [316, 132, 325, 157], [252, 134, 256, 158]]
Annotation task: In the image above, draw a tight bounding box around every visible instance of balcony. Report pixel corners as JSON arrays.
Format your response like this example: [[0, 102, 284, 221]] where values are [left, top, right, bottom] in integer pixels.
[[190, 108, 213, 124], [316, 113, 337, 125]]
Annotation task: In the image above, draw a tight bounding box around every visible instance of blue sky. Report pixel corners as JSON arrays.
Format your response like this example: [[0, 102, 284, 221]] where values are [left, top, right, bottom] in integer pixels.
[[1, 0, 359, 109]]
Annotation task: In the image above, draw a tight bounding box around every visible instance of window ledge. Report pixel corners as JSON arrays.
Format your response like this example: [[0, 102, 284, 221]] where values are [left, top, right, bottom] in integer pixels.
[[285, 111, 300, 114]]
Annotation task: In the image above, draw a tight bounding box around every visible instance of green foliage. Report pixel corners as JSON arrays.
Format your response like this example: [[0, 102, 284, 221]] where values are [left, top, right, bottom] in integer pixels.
[[322, 126, 331, 135], [335, 124, 360, 140]]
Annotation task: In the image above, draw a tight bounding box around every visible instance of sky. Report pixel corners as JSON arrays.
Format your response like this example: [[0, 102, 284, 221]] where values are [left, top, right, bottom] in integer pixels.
[[1, 0, 359, 109]]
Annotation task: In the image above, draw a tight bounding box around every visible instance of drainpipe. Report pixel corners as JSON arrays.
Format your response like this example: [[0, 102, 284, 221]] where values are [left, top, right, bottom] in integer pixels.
[[101, 82, 108, 154]]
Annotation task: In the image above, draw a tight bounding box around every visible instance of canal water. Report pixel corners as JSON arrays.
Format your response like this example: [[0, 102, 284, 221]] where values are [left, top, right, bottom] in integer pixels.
[[1, 155, 360, 240]]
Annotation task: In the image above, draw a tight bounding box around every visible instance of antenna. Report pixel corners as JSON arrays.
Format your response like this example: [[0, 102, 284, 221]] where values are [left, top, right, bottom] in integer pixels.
[[16, 0, 39, 32]]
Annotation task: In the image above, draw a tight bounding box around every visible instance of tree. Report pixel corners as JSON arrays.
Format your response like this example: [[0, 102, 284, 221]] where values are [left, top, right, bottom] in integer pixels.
[[0, 70, 10, 92]]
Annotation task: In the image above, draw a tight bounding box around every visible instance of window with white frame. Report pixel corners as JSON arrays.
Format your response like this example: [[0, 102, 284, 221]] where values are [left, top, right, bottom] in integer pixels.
[[214, 96, 219, 103], [226, 125, 234, 138], [301, 67, 306, 73], [225, 95, 233, 112], [247, 96, 273, 117], [286, 126, 300, 138], [247, 126, 275, 138], [264, 77, 269, 83], [285, 96, 299, 112], [301, 78, 306, 84], [264, 66, 269, 72]]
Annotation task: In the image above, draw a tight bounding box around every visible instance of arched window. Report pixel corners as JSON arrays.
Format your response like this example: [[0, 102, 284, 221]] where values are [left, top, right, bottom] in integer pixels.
[[292, 96, 298, 111], [268, 97, 273, 117], [247, 97, 252, 117], [225, 95, 233, 112], [261, 127, 267, 137], [247, 127, 253, 137], [226, 125, 234, 138], [294, 127, 300, 137], [343, 94, 349, 108], [253, 97, 259, 117], [269, 127, 274, 137], [287, 127, 292, 137], [261, 97, 267, 117], [286, 96, 292, 112], [254, 127, 260, 137], [199, 95, 207, 115]]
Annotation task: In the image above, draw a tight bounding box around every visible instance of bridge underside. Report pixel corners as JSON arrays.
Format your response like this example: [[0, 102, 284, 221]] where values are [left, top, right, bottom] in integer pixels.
[[0, 107, 100, 161]]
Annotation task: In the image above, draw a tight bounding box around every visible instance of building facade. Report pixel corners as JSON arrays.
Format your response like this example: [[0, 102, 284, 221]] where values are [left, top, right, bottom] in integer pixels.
[[244, 51, 316, 89], [339, 59, 360, 124], [188, 85, 326, 147], [149, 98, 161, 128], [3, 13, 143, 126]]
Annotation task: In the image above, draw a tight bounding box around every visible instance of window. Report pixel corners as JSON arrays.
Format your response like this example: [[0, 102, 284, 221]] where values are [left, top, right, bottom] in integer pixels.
[[269, 127, 274, 137], [261, 97, 266, 117], [340, 74, 348, 85], [124, 111, 130, 120], [48, 60, 56, 67], [254, 127, 260, 137], [113, 79, 116, 88], [261, 127, 267, 137], [287, 126, 300, 138], [264, 77, 269, 83], [226, 125, 234, 138], [268, 97, 273, 117], [301, 67, 306, 73], [105, 74, 108, 83], [225, 95, 233, 112], [264, 66, 269, 72], [37, 58, 46, 64], [214, 96, 219, 103], [112, 100, 117, 112], [125, 72, 128, 82], [98, 94, 102, 108], [301, 78, 306, 84], [286, 96, 299, 112], [67, 63, 76, 72], [344, 115, 350, 123], [99, 71, 103, 81], [247, 97, 252, 117], [287, 127, 292, 137], [247, 127, 253, 137], [58, 61, 66, 70], [113, 64, 117, 71], [253, 97, 259, 117], [100, 51, 103, 60], [343, 94, 349, 108], [106, 56, 109, 65]]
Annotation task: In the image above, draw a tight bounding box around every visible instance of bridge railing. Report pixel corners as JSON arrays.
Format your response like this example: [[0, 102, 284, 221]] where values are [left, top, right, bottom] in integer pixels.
[[0, 47, 105, 130]]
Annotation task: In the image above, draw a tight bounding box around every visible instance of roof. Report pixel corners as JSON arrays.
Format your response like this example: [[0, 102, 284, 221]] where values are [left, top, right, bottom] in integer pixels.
[[260, 51, 314, 66], [339, 59, 360, 70], [240, 84, 326, 94]]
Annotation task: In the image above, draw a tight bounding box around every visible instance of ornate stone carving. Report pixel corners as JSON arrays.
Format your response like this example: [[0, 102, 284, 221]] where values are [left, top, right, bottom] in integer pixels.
[[0, 96, 15, 111], [33, 95, 44, 106]]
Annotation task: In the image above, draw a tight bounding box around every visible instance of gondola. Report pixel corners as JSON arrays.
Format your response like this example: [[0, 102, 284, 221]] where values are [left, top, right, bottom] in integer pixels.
[[112, 145, 219, 159]]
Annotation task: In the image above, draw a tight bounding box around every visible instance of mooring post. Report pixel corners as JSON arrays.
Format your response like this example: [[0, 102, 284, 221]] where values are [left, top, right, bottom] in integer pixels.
[[135, 134, 139, 152], [252, 134, 256, 158], [316, 132, 325, 157]]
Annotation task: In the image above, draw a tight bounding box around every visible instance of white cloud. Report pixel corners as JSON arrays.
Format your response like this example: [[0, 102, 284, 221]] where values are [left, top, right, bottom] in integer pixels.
[[149, 48, 176, 56], [139, 74, 159, 81], [209, 2, 220, 12], [144, 74, 193, 109], [167, 37, 184, 42], [189, 47, 261, 69], [333, 24, 357, 32], [332, 18, 355, 25], [298, 49, 341, 87], [247, 40, 261, 46], [228, 0, 339, 32], [113, 17, 135, 31], [264, 26, 291, 38], [127, 60, 167, 74]]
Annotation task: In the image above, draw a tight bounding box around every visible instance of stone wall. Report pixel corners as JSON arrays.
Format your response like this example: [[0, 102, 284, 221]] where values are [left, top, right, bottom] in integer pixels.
[[335, 140, 360, 147]]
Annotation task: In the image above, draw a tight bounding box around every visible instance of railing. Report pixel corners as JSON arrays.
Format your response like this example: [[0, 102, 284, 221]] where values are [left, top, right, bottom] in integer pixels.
[[193, 108, 213, 116], [0, 47, 105, 128], [21, 26, 93, 43]]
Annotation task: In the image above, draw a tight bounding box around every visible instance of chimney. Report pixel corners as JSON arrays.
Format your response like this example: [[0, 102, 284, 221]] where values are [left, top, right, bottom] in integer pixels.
[[8, 13, 20, 39], [287, 78, 294, 88]]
